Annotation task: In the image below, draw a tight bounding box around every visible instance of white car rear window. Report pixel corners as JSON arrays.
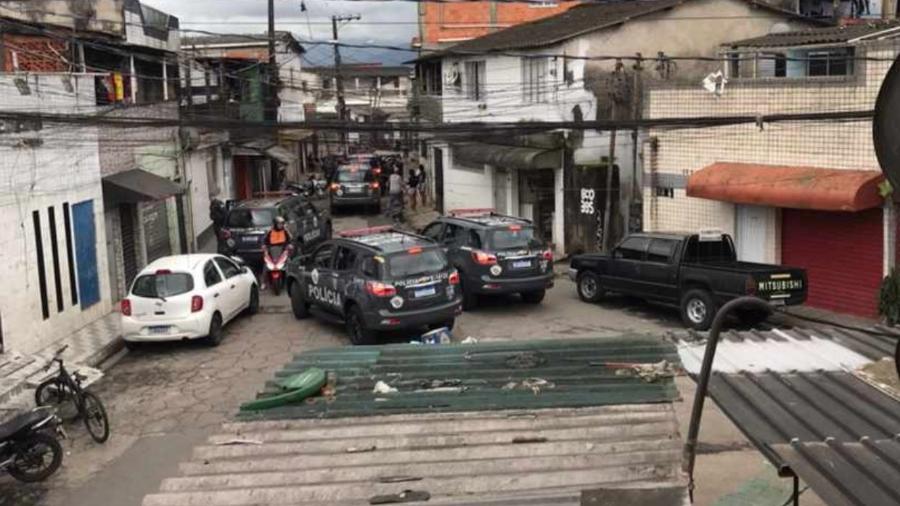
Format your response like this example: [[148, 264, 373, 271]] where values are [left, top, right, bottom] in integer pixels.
[[132, 273, 194, 298]]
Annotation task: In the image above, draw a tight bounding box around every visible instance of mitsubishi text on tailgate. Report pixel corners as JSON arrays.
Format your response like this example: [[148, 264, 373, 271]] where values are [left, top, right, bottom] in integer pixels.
[[569, 231, 807, 330], [286, 226, 462, 345]]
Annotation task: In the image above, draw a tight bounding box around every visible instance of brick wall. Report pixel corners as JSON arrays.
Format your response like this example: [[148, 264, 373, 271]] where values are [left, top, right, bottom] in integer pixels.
[[421, 1, 579, 45], [1, 35, 69, 72]]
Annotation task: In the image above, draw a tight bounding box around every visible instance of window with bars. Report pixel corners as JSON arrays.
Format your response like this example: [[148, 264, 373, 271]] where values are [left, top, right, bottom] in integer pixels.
[[464, 61, 485, 101], [522, 57, 548, 103]]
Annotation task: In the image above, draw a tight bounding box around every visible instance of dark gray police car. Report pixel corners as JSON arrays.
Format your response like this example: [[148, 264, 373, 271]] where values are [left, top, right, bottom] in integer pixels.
[[286, 226, 462, 344]]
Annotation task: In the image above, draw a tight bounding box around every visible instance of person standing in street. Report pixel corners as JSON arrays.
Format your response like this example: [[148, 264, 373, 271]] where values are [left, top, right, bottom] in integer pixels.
[[407, 167, 420, 211], [210, 199, 226, 243], [416, 164, 427, 207], [388, 166, 404, 216]]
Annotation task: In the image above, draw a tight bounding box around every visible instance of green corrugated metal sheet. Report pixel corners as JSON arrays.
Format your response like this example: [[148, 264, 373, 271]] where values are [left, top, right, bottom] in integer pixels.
[[239, 336, 681, 420]]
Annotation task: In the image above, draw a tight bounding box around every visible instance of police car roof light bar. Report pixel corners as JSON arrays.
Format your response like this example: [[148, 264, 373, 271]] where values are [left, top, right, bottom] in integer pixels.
[[448, 208, 495, 217], [338, 225, 395, 238]]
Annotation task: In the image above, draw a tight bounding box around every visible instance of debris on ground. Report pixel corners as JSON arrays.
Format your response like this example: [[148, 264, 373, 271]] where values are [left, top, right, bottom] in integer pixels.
[[420, 327, 452, 344], [373, 381, 399, 394], [215, 438, 263, 446], [857, 358, 900, 399], [346, 445, 377, 453], [461, 336, 478, 344], [369, 489, 431, 504], [377, 475, 423, 483], [593, 360, 677, 383], [501, 377, 555, 395], [511, 436, 548, 444]]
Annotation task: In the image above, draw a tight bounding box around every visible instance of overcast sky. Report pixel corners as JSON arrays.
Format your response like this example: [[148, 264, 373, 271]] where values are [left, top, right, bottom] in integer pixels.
[[143, 0, 417, 65]]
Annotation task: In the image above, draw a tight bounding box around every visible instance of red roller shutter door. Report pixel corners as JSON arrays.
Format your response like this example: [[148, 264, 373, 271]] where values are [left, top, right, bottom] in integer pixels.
[[781, 208, 883, 317]]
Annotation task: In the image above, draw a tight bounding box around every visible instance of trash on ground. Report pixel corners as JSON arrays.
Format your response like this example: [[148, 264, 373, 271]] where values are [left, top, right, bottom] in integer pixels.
[[420, 327, 452, 344], [501, 377, 555, 395], [216, 438, 263, 446], [373, 380, 399, 394], [346, 445, 377, 453], [461, 336, 478, 344], [594, 360, 677, 383], [370, 489, 431, 504]]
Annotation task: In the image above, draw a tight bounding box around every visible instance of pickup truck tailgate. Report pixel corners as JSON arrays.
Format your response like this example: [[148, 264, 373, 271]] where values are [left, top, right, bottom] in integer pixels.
[[753, 268, 807, 304]]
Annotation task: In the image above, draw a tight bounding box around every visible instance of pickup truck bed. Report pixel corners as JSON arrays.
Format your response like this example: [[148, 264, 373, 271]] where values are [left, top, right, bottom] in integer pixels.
[[142, 338, 688, 506]]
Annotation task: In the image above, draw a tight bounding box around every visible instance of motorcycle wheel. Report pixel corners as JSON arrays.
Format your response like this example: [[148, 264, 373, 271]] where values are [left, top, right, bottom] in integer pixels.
[[7, 433, 63, 483]]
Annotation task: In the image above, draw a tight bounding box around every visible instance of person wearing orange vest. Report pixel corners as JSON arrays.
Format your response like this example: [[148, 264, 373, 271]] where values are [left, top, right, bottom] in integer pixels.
[[261, 216, 293, 290]]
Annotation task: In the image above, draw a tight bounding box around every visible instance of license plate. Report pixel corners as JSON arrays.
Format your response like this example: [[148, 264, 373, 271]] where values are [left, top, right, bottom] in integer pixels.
[[512, 260, 532, 269], [148, 326, 169, 335], [414, 287, 437, 298], [242, 236, 257, 243]]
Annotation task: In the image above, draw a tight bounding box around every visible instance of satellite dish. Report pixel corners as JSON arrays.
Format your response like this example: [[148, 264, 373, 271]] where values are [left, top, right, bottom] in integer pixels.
[[873, 55, 900, 191]]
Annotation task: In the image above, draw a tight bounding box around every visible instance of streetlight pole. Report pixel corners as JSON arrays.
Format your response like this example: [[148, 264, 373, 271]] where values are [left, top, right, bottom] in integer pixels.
[[332, 14, 360, 155]]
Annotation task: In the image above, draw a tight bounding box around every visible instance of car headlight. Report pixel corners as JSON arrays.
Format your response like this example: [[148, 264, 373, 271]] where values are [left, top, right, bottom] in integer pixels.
[[390, 296, 404, 309], [490, 265, 503, 276]]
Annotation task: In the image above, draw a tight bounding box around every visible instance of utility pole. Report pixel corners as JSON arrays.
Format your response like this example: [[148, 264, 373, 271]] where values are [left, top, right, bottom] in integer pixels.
[[267, 0, 277, 123], [332, 14, 360, 155]]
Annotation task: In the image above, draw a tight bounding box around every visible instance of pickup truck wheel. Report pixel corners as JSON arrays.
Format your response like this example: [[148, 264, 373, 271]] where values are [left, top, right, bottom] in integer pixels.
[[290, 282, 310, 320], [577, 272, 603, 303], [681, 289, 716, 331]]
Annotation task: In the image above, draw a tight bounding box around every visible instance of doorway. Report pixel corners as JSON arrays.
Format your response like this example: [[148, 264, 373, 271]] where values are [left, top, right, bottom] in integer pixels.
[[735, 205, 769, 263]]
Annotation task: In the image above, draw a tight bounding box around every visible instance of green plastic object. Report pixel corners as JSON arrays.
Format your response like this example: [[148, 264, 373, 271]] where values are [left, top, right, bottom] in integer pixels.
[[240, 368, 327, 411]]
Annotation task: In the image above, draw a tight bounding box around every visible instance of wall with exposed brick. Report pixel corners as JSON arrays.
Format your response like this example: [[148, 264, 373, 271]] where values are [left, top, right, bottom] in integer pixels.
[[1, 34, 69, 72], [420, 1, 578, 47]]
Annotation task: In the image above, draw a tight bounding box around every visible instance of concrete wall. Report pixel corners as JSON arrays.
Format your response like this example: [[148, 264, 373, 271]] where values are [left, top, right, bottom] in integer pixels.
[[124, 4, 180, 52], [0, 0, 126, 36], [642, 41, 896, 240], [0, 73, 110, 354]]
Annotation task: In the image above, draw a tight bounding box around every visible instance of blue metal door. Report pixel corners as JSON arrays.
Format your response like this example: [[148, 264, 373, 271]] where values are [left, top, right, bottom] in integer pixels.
[[72, 200, 100, 308]]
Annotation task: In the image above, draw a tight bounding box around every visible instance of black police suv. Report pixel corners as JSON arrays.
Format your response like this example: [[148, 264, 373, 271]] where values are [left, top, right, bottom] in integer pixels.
[[421, 209, 554, 310], [286, 226, 462, 345], [329, 163, 382, 214], [218, 193, 331, 265]]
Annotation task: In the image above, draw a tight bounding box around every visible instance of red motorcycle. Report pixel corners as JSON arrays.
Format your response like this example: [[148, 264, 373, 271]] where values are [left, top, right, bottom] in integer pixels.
[[263, 243, 294, 295]]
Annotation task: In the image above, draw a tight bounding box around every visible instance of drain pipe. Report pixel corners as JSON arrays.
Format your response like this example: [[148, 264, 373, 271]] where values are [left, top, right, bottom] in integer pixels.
[[682, 296, 773, 502]]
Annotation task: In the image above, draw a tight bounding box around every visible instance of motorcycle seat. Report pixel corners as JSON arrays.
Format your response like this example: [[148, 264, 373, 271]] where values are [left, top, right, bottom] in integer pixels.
[[0, 410, 49, 440]]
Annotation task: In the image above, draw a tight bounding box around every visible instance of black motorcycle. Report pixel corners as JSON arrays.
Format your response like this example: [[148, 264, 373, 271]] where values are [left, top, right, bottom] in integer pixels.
[[0, 407, 64, 482]]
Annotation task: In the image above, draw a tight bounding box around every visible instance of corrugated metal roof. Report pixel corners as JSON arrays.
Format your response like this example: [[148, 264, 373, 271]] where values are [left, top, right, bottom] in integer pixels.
[[727, 20, 900, 48], [143, 405, 687, 506], [239, 337, 681, 421], [685, 326, 900, 506], [678, 328, 873, 374], [771, 439, 900, 506]]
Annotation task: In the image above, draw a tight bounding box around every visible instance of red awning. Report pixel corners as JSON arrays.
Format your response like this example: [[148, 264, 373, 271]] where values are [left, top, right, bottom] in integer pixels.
[[686, 163, 885, 212]]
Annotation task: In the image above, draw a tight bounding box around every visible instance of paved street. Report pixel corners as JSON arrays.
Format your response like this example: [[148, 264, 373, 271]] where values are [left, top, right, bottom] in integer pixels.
[[0, 208, 820, 506]]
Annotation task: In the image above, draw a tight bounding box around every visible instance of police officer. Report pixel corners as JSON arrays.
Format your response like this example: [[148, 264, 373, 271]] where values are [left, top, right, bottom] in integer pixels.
[[261, 216, 293, 290]]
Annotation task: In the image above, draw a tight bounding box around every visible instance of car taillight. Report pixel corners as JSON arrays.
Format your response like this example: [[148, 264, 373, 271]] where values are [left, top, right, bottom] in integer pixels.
[[370, 181, 380, 190], [542, 250, 553, 261], [449, 271, 460, 285], [330, 183, 340, 192], [472, 250, 498, 266], [366, 281, 397, 297], [121, 299, 131, 316], [191, 295, 203, 313], [219, 229, 231, 240]]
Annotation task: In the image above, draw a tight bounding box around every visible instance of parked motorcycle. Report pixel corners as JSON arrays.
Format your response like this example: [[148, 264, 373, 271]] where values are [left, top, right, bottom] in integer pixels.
[[263, 243, 294, 295], [0, 407, 64, 482]]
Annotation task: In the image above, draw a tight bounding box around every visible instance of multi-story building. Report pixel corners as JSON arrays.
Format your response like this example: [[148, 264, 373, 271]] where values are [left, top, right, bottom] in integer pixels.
[[644, 22, 900, 317], [414, 0, 582, 50], [412, 0, 817, 256], [181, 32, 315, 198]]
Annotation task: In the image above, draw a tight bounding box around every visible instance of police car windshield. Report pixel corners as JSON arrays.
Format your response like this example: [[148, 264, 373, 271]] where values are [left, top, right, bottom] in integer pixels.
[[489, 226, 542, 251], [336, 168, 374, 183], [226, 208, 275, 228], [387, 249, 447, 279], [132, 273, 194, 298]]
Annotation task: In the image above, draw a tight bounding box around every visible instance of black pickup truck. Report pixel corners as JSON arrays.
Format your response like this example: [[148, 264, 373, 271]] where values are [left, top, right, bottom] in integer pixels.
[[569, 231, 807, 330]]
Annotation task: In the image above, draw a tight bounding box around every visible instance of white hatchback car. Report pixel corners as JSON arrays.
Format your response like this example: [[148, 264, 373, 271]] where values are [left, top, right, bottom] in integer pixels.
[[121, 254, 259, 347]]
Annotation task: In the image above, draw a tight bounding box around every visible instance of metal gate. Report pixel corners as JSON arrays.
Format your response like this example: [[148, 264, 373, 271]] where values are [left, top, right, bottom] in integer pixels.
[[119, 204, 138, 290], [143, 200, 171, 263]]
